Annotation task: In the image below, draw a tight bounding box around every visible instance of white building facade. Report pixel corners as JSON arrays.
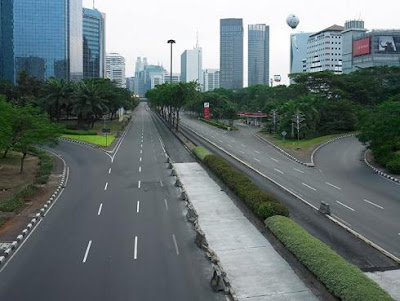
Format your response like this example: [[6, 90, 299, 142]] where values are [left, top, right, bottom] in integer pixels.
[[202, 69, 220, 91], [306, 25, 344, 74], [181, 47, 203, 89], [106, 53, 126, 88]]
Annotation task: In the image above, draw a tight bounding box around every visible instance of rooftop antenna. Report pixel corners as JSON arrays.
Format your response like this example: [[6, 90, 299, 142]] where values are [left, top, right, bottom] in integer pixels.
[[196, 30, 199, 48], [93, 0, 95, 9]]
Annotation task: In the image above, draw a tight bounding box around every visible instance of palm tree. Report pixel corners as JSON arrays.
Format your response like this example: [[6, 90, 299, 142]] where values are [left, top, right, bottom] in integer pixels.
[[72, 81, 108, 128], [41, 78, 71, 122]]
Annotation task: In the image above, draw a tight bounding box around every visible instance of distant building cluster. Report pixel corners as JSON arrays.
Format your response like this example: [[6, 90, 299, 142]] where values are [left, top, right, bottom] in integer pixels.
[[0, 0, 106, 83]]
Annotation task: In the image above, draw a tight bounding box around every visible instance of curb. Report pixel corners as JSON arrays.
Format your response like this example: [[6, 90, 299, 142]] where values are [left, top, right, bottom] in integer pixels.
[[364, 152, 400, 184], [166, 154, 238, 300], [254, 132, 357, 167], [0, 150, 69, 267], [179, 125, 400, 264]]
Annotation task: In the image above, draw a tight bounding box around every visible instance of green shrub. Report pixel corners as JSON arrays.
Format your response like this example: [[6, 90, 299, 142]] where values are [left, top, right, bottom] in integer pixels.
[[193, 146, 211, 161], [203, 154, 289, 219], [386, 157, 400, 174], [266, 216, 394, 301], [0, 196, 25, 212], [199, 118, 238, 130], [62, 129, 97, 135], [29, 148, 53, 185]]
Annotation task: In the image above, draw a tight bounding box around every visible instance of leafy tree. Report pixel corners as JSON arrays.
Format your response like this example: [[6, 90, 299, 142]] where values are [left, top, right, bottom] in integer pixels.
[[40, 78, 72, 122]]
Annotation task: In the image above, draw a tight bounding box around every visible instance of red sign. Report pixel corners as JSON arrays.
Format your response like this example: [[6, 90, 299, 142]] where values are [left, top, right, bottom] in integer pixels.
[[353, 38, 371, 57], [204, 102, 210, 120]]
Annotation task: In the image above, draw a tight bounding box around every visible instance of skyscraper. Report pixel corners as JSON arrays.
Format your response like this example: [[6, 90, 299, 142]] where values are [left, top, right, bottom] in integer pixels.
[[0, 0, 83, 83], [181, 46, 203, 88], [202, 69, 220, 92], [248, 24, 270, 86], [220, 18, 243, 90], [289, 32, 314, 83], [106, 53, 126, 88], [134, 57, 148, 96], [83, 8, 106, 79]]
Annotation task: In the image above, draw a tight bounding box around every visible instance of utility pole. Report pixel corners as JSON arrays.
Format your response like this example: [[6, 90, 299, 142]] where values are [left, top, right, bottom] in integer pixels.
[[270, 109, 278, 134], [167, 39, 176, 84], [291, 110, 305, 141]]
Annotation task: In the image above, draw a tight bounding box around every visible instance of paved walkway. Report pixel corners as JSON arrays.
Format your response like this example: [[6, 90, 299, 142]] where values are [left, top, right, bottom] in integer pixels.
[[366, 270, 400, 300], [174, 162, 318, 301]]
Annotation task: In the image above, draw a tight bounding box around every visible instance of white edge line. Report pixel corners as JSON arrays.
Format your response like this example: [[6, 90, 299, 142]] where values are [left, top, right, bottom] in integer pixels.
[[363, 199, 384, 210], [336, 200, 355, 212], [332, 214, 352, 227], [82, 240, 92, 263], [98, 203, 103, 216], [134, 236, 138, 260], [172, 234, 180, 255], [179, 124, 400, 264]]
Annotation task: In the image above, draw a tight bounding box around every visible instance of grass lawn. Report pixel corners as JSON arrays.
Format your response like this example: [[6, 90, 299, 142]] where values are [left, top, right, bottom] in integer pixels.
[[61, 134, 115, 147]]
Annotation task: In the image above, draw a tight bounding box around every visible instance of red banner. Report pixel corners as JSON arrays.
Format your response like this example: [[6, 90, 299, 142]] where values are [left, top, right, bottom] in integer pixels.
[[353, 38, 371, 57], [204, 102, 210, 120]]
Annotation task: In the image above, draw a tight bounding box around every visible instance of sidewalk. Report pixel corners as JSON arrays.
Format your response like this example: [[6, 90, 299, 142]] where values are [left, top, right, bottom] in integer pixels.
[[174, 162, 319, 301]]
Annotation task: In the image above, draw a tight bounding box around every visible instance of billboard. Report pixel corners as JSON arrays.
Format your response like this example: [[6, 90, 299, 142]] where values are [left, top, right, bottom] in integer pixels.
[[204, 102, 210, 120], [378, 36, 400, 53], [353, 38, 371, 56]]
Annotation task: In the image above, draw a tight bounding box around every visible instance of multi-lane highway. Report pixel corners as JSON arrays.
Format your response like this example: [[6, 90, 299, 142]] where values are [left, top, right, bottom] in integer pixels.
[[180, 115, 400, 261], [0, 103, 225, 301]]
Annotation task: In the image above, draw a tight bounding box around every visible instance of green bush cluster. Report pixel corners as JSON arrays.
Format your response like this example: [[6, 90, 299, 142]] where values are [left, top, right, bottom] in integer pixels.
[[266, 216, 394, 301], [62, 129, 97, 136], [386, 153, 400, 174], [192, 146, 211, 161], [203, 154, 289, 219], [199, 118, 237, 131], [0, 184, 37, 213], [30, 148, 53, 184]]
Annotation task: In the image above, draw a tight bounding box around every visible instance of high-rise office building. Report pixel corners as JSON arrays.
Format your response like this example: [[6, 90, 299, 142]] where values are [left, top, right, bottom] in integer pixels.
[[181, 46, 203, 88], [202, 69, 220, 92], [83, 8, 106, 79], [289, 32, 314, 83], [0, 0, 83, 83], [306, 25, 344, 74], [248, 24, 270, 86], [134, 57, 148, 97], [164, 73, 181, 84], [126, 77, 135, 93], [220, 18, 243, 90], [106, 53, 126, 88]]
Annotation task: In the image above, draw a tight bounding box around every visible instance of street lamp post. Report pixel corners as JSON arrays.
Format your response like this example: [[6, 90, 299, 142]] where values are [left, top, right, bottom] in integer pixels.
[[167, 39, 176, 84]]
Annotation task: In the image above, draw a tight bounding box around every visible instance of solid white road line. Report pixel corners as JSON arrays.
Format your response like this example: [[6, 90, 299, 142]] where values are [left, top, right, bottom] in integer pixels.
[[98, 204, 103, 216], [274, 168, 284, 175], [139, 166, 142, 173], [363, 199, 384, 210], [336, 201, 355, 212], [108, 168, 111, 174], [164, 198, 169, 210], [104, 182, 108, 191], [137, 201, 140, 213], [326, 182, 342, 190], [255, 150, 261, 154], [172, 234, 180, 255], [138, 181, 141, 189], [270, 157, 279, 162], [82, 240, 92, 263], [254, 158, 261, 163], [332, 214, 353, 227], [294, 168, 305, 174], [134, 236, 138, 260], [302, 183, 317, 191]]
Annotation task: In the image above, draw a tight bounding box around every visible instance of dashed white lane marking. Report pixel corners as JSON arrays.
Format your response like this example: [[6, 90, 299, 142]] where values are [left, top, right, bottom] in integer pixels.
[[228, 144, 233, 148], [98, 204, 103, 216], [134, 236, 138, 260], [140, 150, 143, 154], [302, 183, 317, 191], [104, 182, 108, 191], [172, 234, 180, 255], [108, 168, 111, 174], [211, 136, 215, 138], [138, 181, 141, 189], [137, 201, 140, 213], [255, 150, 261, 154], [336, 201, 355, 212], [294, 168, 304, 174], [218, 140, 223, 143], [240, 151, 245, 154], [274, 168, 284, 175], [254, 158, 261, 163], [270, 157, 279, 162], [141, 144, 143, 148], [363, 199, 384, 210], [326, 182, 342, 190], [82, 240, 92, 263], [164, 198, 169, 210], [139, 166, 142, 173], [140, 157, 142, 162], [241, 144, 246, 147], [160, 180, 164, 187]]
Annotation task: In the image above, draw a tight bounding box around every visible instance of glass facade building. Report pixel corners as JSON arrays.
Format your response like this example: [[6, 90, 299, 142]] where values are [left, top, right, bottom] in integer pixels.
[[248, 24, 270, 87], [83, 8, 105, 79], [0, 0, 83, 83], [220, 18, 243, 90]]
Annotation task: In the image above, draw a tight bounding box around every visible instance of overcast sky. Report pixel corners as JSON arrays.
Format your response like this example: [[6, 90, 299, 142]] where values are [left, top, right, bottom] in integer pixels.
[[83, 0, 399, 86]]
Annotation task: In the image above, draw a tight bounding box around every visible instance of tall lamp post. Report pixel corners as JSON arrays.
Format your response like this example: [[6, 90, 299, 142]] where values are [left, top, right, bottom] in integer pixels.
[[167, 39, 176, 84]]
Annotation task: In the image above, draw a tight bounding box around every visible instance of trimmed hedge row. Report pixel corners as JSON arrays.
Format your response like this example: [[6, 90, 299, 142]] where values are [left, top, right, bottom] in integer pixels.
[[199, 118, 238, 131], [203, 154, 289, 219], [266, 216, 394, 301], [62, 129, 98, 136], [193, 146, 211, 161]]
